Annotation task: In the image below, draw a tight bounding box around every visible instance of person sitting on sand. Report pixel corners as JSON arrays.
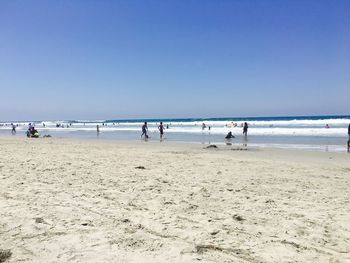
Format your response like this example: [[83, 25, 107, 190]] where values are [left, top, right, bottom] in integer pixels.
[[27, 126, 39, 138], [31, 127, 38, 135], [225, 131, 235, 139]]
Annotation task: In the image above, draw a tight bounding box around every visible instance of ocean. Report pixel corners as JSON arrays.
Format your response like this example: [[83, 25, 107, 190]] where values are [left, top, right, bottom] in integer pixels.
[[1, 115, 349, 152]]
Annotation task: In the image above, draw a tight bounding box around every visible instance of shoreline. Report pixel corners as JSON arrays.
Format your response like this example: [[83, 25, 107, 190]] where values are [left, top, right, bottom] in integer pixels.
[[0, 133, 349, 153], [1, 114, 349, 154]]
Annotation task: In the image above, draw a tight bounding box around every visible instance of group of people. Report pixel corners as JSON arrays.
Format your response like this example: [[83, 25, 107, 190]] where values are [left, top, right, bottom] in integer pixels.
[[10, 121, 350, 152], [225, 122, 248, 139], [139, 121, 249, 141], [26, 123, 39, 138], [141, 122, 164, 140], [10, 122, 38, 137]]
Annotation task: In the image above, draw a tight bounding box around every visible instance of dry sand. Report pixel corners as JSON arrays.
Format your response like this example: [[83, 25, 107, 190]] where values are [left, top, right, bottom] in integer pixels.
[[1, 137, 350, 262]]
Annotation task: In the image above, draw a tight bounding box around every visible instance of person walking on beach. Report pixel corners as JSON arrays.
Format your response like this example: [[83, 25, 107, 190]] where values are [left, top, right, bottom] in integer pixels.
[[243, 122, 248, 136], [11, 123, 16, 134], [141, 122, 148, 139], [158, 122, 164, 140], [96, 125, 100, 133]]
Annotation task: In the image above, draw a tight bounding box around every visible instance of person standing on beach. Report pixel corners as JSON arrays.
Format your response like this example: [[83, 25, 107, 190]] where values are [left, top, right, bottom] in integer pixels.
[[348, 123, 350, 138], [96, 125, 100, 133], [243, 122, 248, 136], [11, 123, 16, 134], [141, 122, 148, 138], [158, 122, 164, 140]]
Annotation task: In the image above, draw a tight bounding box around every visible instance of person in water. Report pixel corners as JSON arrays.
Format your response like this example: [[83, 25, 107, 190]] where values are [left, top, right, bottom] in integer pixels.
[[158, 122, 164, 140], [141, 122, 148, 138], [11, 123, 16, 134], [243, 122, 248, 136], [225, 131, 235, 139]]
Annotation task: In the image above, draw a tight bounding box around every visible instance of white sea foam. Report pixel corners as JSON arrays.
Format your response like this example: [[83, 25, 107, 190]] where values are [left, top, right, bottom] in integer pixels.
[[2, 125, 346, 137]]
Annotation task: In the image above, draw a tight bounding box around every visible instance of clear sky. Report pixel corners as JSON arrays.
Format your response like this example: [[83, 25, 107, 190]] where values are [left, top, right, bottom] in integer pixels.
[[0, 0, 349, 121]]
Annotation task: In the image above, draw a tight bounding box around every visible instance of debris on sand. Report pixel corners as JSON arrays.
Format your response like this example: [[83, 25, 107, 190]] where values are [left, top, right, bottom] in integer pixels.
[[135, 166, 146, 169], [0, 249, 12, 263], [231, 147, 247, 151], [205, 145, 218, 149], [195, 244, 224, 253], [34, 217, 44, 224], [210, 230, 220, 235], [232, 214, 245, 221]]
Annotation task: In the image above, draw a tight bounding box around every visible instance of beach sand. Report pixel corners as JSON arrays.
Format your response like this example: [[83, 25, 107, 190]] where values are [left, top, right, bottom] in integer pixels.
[[1, 137, 349, 262]]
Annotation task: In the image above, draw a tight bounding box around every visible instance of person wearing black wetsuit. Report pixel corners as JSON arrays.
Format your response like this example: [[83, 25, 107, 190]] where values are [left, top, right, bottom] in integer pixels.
[[158, 122, 164, 140], [243, 122, 248, 136], [141, 122, 148, 138]]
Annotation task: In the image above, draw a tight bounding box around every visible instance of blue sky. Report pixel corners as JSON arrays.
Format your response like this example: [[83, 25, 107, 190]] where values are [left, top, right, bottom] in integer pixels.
[[0, 0, 349, 121]]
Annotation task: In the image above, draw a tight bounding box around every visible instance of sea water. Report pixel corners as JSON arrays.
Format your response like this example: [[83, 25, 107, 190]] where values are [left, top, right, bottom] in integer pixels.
[[1, 115, 349, 152]]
